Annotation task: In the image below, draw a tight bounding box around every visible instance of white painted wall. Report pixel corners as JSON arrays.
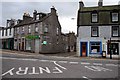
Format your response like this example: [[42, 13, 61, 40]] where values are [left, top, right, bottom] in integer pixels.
[[77, 25, 120, 58], [0, 28, 14, 39]]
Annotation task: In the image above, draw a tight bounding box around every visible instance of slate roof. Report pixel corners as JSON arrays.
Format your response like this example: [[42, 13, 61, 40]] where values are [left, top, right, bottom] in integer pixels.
[[77, 5, 120, 26], [14, 13, 51, 27]]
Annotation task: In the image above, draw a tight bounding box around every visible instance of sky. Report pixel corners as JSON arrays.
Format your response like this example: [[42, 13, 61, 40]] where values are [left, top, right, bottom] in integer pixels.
[[0, 0, 120, 34]]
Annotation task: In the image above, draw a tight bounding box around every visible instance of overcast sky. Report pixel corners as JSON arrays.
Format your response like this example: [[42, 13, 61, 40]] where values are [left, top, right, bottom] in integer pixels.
[[1, 0, 120, 34]]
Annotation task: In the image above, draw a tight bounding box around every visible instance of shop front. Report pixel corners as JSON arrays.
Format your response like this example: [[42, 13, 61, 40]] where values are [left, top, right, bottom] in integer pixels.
[[89, 41, 102, 57], [107, 40, 119, 58]]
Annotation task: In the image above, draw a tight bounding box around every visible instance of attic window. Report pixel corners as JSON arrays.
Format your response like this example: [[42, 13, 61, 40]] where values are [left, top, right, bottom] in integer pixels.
[[112, 12, 118, 22], [91, 13, 98, 23], [36, 15, 39, 20]]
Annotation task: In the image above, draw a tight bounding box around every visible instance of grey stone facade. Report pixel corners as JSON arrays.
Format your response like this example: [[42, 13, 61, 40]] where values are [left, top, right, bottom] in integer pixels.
[[61, 32, 76, 52], [14, 7, 64, 53]]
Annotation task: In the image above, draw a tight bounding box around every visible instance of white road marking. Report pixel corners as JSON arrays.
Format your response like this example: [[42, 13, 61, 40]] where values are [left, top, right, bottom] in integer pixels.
[[58, 61, 68, 63], [0, 57, 38, 61], [1, 68, 15, 76], [81, 62, 90, 65], [69, 62, 78, 64], [39, 60, 50, 62], [1, 67, 64, 76], [106, 64, 118, 67], [53, 61, 67, 70], [52, 67, 63, 73], [16, 67, 29, 75], [93, 63, 102, 66], [82, 76, 92, 80], [85, 66, 112, 72]]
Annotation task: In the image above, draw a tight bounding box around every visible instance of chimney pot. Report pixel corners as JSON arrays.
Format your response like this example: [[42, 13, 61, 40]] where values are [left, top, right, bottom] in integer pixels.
[[98, 0, 103, 6]]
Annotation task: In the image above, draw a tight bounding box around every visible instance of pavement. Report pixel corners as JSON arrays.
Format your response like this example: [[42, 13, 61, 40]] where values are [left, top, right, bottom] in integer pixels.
[[0, 49, 119, 61]]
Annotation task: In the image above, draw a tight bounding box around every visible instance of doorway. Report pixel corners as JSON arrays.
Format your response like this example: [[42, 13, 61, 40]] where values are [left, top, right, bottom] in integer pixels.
[[107, 43, 119, 55], [80, 42, 88, 57]]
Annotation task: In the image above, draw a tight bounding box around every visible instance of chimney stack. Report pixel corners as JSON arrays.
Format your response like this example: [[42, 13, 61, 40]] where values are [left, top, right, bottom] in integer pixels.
[[33, 10, 37, 20], [51, 6, 56, 14], [98, 0, 103, 6], [79, 1, 84, 9]]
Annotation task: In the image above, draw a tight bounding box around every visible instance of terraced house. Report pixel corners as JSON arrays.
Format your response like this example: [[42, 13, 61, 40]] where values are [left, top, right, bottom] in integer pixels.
[[77, 0, 120, 58], [0, 19, 16, 50], [14, 7, 64, 53]]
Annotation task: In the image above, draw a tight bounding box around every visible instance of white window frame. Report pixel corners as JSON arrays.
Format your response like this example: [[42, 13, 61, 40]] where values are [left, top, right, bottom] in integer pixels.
[[36, 15, 39, 20], [28, 26, 31, 33], [112, 13, 118, 22], [17, 27, 19, 34], [112, 26, 119, 36], [91, 27, 99, 37], [35, 25, 38, 32], [92, 13, 98, 22]]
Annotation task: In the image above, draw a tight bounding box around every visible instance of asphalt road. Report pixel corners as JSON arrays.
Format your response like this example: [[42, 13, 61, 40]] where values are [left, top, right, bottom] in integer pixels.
[[0, 52, 120, 80]]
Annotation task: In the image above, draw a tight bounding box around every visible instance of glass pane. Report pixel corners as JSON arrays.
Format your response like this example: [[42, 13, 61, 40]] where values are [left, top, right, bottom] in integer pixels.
[[112, 13, 118, 22]]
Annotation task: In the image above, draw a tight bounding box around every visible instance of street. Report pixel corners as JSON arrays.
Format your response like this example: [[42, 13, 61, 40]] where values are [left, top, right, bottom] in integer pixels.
[[0, 51, 120, 80]]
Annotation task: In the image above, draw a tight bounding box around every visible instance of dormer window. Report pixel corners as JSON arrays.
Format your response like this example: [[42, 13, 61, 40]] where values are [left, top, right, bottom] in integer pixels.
[[7, 22, 10, 27], [91, 13, 98, 23], [36, 15, 39, 20], [91, 11, 98, 23], [112, 12, 118, 22]]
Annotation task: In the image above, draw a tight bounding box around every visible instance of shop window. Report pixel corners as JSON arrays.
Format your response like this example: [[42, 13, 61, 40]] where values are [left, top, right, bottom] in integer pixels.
[[90, 42, 101, 53], [112, 26, 119, 37], [91, 26, 99, 37], [26, 40, 31, 50], [107, 43, 119, 55]]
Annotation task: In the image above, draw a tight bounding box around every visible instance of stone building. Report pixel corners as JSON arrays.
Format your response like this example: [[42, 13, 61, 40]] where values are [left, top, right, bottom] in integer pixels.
[[14, 7, 64, 53], [77, 0, 120, 58], [62, 32, 76, 52], [0, 19, 16, 50]]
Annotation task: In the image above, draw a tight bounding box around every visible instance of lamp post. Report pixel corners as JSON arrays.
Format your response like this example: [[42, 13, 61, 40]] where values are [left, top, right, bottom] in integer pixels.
[[110, 38, 112, 59]]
